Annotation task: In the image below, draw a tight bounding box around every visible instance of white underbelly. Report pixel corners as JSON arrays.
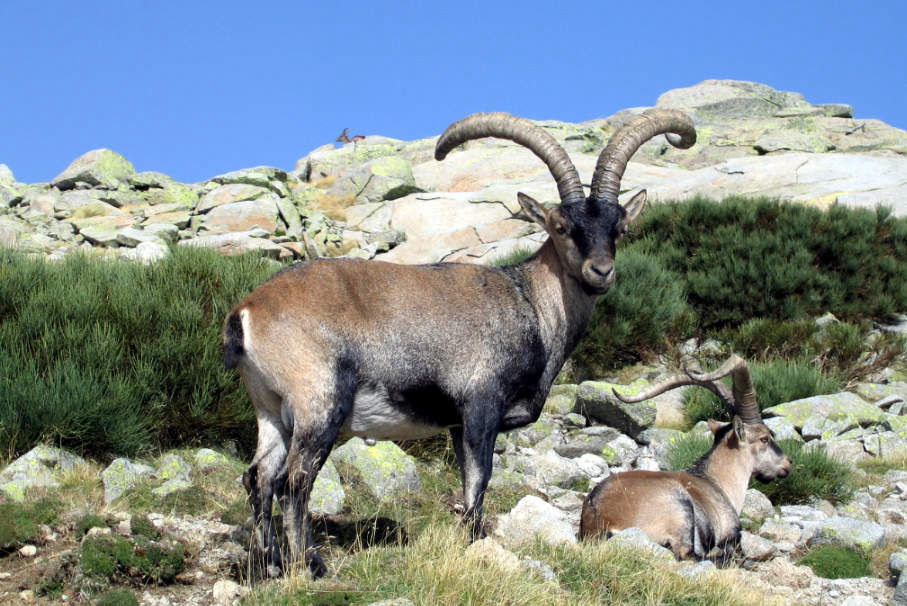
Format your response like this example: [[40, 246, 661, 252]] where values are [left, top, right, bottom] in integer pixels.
[[339, 383, 448, 441]]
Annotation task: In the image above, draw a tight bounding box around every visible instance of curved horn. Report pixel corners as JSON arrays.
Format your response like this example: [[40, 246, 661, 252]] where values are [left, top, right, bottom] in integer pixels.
[[686, 354, 761, 423], [611, 372, 735, 414], [589, 109, 696, 205], [435, 112, 585, 204]]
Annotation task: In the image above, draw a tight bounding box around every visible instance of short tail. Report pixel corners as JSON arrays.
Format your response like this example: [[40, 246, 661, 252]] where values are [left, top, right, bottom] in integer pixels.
[[223, 311, 245, 369]]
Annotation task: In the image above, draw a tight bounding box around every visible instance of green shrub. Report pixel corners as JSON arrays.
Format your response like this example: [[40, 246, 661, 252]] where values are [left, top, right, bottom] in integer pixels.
[[0, 497, 61, 549], [718, 318, 818, 360], [94, 589, 139, 606], [130, 514, 160, 540], [684, 359, 842, 424], [664, 432, 715, 472], [571, 243, 693, 377], [0, 247, 278, 458], [663, 437, 854, 505], [798, 545, 870, 578], [80, 535, 186, 585], [758, 440, 855, 505], [629, 198, 907, 328]]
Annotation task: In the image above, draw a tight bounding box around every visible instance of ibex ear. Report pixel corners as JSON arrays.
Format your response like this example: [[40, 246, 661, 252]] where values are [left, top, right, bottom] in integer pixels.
[[621, 189, 647, 226], [517, 192, 549, 229], [732, 415, 746, 442], [707, 419, 724, 435]]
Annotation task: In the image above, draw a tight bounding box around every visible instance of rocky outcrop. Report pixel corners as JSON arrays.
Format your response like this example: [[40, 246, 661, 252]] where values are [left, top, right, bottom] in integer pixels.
[[2, 80, 905, 266]]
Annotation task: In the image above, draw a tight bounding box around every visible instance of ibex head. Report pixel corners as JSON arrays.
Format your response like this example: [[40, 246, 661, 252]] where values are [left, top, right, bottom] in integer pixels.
[[616, 354, 793, 482], [435, 110, 696, 294]]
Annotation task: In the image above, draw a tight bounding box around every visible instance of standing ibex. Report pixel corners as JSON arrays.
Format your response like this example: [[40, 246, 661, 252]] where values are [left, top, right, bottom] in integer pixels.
[[580, 355, 792, 561], [224, 109, 696, 577]]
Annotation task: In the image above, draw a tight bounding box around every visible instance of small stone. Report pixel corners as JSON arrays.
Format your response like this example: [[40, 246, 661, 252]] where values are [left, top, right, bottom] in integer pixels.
[[86, 527, 112, 537], [742, 489, 775, 522], [18, 589, 35, 603], [465, 538, 521, 571], [739, 531, 776, 561], [18, 545, 37, 558], [212, 579, 248, 604], [607, 527, 674, 561]]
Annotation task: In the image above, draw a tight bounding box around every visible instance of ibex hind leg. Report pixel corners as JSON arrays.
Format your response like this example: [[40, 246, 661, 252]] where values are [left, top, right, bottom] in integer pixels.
[[281, 368, 355, 578], [244, 404, 290, 578]]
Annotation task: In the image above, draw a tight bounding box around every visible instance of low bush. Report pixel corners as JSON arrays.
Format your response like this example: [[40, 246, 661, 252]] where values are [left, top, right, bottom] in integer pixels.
[[94, 589, 140, 606], [663, 437, 854, 505], [798, 545, 871, 578], [684, 359, 842, 425], [629, 198, 907, 329], [758, 440, 855, 505], [0, 497, 61, 549], [80, 535, 186, 585], [664, 432, 715, 472], [0, 247, 277, 458]]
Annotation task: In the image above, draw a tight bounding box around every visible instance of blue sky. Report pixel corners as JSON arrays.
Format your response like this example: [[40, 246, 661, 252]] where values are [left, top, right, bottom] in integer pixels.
[[2, 1, 905, 184]]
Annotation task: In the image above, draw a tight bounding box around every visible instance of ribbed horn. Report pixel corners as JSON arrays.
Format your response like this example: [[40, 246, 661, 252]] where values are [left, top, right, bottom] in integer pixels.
[[435, 112, 585, 204], [687, 354, 761, 424], [612, 371, 735, 415], [589, 109, 696, 205]]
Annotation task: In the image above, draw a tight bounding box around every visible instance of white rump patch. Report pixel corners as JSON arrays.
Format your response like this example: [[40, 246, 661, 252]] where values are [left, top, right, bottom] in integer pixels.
[[240, 308, 252, 350], [340, 383, 445, 441]]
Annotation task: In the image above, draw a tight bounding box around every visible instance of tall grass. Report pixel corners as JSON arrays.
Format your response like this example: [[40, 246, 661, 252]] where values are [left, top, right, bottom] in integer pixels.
[[684, 358, 843, 425], [0, 247, 278, 458]]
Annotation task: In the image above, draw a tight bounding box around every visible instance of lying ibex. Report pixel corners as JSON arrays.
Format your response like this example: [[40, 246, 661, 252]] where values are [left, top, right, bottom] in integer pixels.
[[579, 355, 792, 561], [224, 109, 696, 577]]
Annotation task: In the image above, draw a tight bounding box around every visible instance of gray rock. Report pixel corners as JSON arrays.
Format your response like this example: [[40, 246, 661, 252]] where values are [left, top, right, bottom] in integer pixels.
[[0, 445, 86, 501], [895, 573, 907, 606], [741, 489, 775, 522], [115, 226, 167, 247], [529, 450, 586, 489], [764, 392, 886, 428], [890, 550, 907, 577], [101, 458, 154, 504], [759, 518, 802, 544], [151, 478, 193, 498], [157, 453, 192, 482], [763, 416, 802, 442], [676, 560, 717, 578], [555, 426, 621, 458], [198, 197, 282, 235], [575, 379, 656, 438], [310, 459, 345, 515], [327, 155, 419, 204], [125, 240, 170, 264], [330, 437, 420, 502], [52, 149, 136, 190], [179, 232, 288, 259], [194, 448, 230, 470], [197, 183, 272, 213], [739, 531, 777, 561], [493, 495, 577, 548], [607, 527, 674, 560], [816, 515, 886, 553], [208, 166, 289, 195]]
